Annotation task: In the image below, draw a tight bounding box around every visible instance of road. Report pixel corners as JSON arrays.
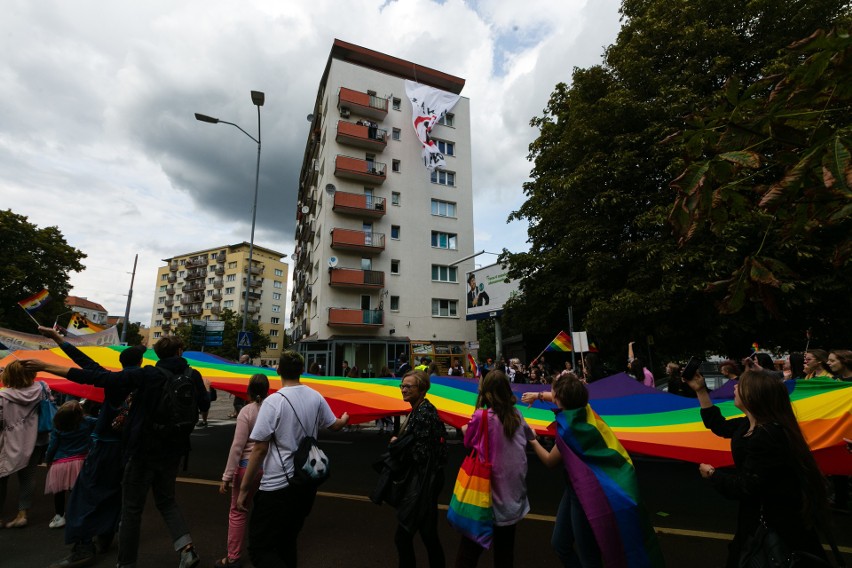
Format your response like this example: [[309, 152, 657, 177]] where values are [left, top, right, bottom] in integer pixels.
[[2, 395, 849, 567]]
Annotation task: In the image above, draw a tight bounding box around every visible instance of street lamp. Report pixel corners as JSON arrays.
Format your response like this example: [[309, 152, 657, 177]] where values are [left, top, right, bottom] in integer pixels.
[[195, 90, 265, 353]]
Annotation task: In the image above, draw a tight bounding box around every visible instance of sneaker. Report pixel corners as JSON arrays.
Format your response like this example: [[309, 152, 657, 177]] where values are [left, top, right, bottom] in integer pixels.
[[196, 420, 208, 428], [48, 541, 97, 568], [49, 514, 66, 529], [178, 546, 200, 568]]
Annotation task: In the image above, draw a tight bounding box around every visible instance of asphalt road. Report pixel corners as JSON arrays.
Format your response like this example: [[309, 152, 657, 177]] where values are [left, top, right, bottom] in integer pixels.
[[2, 395, 850, 567]]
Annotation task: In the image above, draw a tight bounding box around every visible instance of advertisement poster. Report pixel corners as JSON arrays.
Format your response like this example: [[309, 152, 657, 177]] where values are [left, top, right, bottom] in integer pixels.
[[465, 262, 521, 321]]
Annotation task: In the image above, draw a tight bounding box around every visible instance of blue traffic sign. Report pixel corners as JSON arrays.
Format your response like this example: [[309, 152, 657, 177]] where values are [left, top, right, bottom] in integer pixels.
[[237, 331, 253, 349]]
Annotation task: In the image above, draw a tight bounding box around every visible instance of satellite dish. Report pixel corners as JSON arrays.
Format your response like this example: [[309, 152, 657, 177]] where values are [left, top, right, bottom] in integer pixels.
[[307, 113, 314, 122], [325, 183, 336, 195], [290, 253, 298, 261], [328, 256, 339, 268], [301, 205, 310, 215]]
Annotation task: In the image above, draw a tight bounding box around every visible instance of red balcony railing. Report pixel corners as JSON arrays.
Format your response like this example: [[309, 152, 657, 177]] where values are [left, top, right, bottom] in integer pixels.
[[330, 228, 385, 254], [338, 87, 388, 121], [336, 120, 387, 152], [334, 155, 386, 184], [329, 268, 384, 289], [332, 191, 386, 218], [328, 308, 384, 327]]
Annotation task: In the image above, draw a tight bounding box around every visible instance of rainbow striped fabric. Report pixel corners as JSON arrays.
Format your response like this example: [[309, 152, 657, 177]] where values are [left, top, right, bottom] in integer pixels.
[[545, 331, 573, 352], [555, 405, 664, 568], [467, 353, 481, 378], [17, 289, 50, 313], [8, 348, 851, 475], [447, 410, 493, 547]]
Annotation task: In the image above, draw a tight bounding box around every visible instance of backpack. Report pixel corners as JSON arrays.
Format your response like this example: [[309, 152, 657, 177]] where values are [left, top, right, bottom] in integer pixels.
[[272, 392, 330, 486], [150, 366, 199, 436]]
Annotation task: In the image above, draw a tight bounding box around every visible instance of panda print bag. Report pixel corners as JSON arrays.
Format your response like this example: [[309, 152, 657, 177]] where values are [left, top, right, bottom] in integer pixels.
[[272, 392, 330, 487]]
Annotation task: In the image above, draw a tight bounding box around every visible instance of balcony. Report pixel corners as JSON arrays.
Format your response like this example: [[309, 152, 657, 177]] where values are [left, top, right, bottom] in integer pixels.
[[185, 268, 206, 280], [334, 155, 386, 184], [330, 228, 385, 254], [211, 306, 222, 315], [161, 322, 171, 331], [329, 268, 384, 289], [165, 299, 174, 307], [215, 266, 225, 276], [328, 308, 384, 328], [333, 192, 386, 218], [212, 292, 222, 301], [167, 274, 177, 284], [216, 253, 226, 263], [242, 291, 262, 300], [338, 87, 388, 121], [300, 221, 315, 244], [243, 265, 263, 275], [187, 257, 209, 268], [244, 277, 264, 288], [213, 279, 223, 289], [182, 293, 204, 305], [169, 262, 178, 272], [336, 120, 387, 152], [179, 307, 203, 317], [247, 305, 260, 314], [162, 311, 173, 319], [166, 286, 175, 296], [183, 281, 205, 292]]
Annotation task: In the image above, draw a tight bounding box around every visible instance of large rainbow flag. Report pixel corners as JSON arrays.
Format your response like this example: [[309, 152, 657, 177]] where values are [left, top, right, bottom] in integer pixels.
[[4, 347, 850, 474]]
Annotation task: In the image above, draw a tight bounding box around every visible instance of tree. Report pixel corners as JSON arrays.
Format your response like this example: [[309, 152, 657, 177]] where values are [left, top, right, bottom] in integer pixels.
[[116, 321, 145, 346], [504, 0, 850, 367], [0, 210, 86, 332], [175, 308, 270, 360]]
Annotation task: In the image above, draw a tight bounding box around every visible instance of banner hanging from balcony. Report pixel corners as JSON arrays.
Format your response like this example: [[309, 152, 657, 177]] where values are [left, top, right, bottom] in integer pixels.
[[405, 80, 460, 172]]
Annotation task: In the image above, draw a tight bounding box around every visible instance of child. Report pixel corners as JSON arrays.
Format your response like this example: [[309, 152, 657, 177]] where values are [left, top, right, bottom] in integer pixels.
[[528, 374, 664, 568], [44, 400, 96, 529]]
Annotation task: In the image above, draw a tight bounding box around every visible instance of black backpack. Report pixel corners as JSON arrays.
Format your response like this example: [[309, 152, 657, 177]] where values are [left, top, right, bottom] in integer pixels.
[[150, 366, 199, 436]]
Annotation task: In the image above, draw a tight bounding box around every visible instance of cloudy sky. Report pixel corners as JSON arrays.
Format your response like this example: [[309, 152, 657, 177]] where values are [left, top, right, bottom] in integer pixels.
[[2, 0, 622, 326]]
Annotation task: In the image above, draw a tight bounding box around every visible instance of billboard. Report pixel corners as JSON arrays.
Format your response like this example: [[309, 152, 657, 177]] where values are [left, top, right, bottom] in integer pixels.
[[465, 262, 521, 320]]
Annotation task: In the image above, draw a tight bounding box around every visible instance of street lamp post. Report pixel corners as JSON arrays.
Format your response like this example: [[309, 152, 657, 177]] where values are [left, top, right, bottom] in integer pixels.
[[195, 90, 265, 354]]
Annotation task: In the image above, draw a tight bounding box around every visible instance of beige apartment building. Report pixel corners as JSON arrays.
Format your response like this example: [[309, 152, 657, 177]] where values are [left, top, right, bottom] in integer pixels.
[[149, 242, 288, 366], [290, 40, 477, 377]]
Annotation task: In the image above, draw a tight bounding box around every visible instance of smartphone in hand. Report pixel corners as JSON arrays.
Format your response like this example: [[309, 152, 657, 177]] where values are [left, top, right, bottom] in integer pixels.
[[682, 357, 702, 381]]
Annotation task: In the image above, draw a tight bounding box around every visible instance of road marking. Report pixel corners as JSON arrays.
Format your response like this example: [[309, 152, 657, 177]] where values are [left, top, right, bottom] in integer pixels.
[[175, 478, 852, 554]]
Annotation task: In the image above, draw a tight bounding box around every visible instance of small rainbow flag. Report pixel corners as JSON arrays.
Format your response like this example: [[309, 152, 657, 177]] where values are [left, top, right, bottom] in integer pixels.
[[545, 331, 573, 352], [467, 353, 481, 379], [751, 342, 759, 353], [18, 289, 51, 314], [67, 313, 107, 336], [588, 341, 599, 353], [555, 405, 664, 568]]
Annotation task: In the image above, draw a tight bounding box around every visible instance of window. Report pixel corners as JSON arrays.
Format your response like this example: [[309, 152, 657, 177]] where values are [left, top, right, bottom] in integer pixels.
[[161, 274, 168, 281], [391, 225, 400, 240], [392, 159, 400, 173], [431, 231, 458, 250], [208, 277, 215, 284], [390, 296, 400, 311], [430, 169, 455, 186], [274, 268, 283, 276], [226, 274, 236, 282], [225, 287, 235, 295], [157, 308, 164, 314], [392, 192, 400, 206], [273, 280, 283, 289], [392, 97, 401, 111], [206, 290, 213, 297], [391, 259, 400, 274], [159, 285, 167, 292], [178, 270, 185, 277], [432, 299, 458, 317], [435, 140, 455, 156], [269, 342, 278, 350], [273, 292, 281, 300], [269, 329, 279, 337], [205, 303, 212, 309], [155, 320, 162, 326], [438, 113, 455, 127], [153, 332, 162, 339], [431, 199, 457, 217], [392, 128, 401, 141], [272, 305, 281, 313], [271, 317, 280, 324], [431, 264, 458, 282], [224, 300, 234, 308], [209, 266, 216, 273], [158, 297, 165, 304], [228, 261, 237, 268]]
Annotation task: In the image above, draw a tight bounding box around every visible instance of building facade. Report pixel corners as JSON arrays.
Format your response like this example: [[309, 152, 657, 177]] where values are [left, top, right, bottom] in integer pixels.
[[149, 242, 288, 366], [66, 296, 109, 325], [290, 39, 477, 377]]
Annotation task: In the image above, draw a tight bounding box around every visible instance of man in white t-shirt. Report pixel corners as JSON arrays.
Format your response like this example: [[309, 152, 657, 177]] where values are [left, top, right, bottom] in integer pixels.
[[237, 350, 349, 567]]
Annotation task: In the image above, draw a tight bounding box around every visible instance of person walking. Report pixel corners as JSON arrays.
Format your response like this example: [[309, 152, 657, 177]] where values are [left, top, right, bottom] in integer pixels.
[[237, 351, 349, 567], [215, 374, 270, 568]]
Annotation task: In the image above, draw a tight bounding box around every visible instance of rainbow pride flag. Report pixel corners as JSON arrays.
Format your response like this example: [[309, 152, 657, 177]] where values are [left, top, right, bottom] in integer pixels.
[[751, 342, 759, 353], [545, 331, 573, 352], [467, 353, 480, 378], [555, 406, 664, 568], [18, 289, 50, 313]]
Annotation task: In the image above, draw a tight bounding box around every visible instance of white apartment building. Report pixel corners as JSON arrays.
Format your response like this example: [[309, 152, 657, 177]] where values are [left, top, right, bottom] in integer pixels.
[[290, 39, 476, 376], [149, 242, 288, 366]]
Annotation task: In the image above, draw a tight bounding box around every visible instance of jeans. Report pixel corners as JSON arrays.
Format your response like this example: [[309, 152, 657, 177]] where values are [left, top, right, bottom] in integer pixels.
[[117, 455, 192, 566], [552, 484, 601, 568], [248, 483, 317, 568], [226, 466, 261, 561], [454, 524, 517, 567]]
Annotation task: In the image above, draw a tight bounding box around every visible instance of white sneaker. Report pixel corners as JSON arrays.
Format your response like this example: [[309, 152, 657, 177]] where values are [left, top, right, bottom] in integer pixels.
[[49, 514, 65, 529]]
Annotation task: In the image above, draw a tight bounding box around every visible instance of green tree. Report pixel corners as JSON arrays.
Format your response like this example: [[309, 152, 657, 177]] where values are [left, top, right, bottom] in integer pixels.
[[0, 210, 86, 332], [175, 308, 270, 360], [504, 0, 850, 366], [116, 321, 145, 346]]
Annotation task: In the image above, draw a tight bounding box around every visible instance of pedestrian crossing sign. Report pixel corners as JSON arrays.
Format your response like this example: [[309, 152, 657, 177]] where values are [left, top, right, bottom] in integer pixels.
[[237, 331, 253, 349]]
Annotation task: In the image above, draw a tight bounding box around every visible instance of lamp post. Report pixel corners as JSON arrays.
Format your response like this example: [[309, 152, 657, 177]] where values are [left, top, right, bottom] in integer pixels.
[[195, 90, 265, 354]]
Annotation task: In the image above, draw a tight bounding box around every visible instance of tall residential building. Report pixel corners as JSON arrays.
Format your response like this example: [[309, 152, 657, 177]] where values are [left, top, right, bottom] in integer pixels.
[[149, 242, 288, 366], [290, 39, 476, 377]]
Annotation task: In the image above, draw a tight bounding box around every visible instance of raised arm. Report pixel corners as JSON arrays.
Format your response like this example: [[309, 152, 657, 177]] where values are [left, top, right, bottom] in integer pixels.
[[38, 326, 104, 372]]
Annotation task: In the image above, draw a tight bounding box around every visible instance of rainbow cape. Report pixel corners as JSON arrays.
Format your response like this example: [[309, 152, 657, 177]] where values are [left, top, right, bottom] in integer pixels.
[[6, 348, 850, 474], [555, 406, 664, 568]]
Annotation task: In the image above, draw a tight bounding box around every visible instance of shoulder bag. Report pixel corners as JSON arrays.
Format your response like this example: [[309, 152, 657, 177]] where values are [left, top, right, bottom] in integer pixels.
[[447, 408, 494, 549], [37, 382, 58, 434]]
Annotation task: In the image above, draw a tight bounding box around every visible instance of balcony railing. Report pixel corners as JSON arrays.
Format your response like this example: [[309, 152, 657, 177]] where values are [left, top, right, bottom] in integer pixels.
[[166, 286, 175, 296], [329, 268, 385, 289], [212, 292, 222, 301], [162, 311, 173, 319], [334, 155, 386, 184], [215, 266, 225, 275], [169, 262, 178, 272], [165, 299, 174, 307], [187, 257, 209, 268], [183, 281, 205, 292], [167, 274, 177, 283], [328, 307, 384, 327], [244, 278, 264, 288], [216, 253, 226, 263], [242, 291, 262, 300], [330, 228, 385, 254], [213, 279, 223, 289], [182, 293, 205, 305], [243, 265, 263, 275], [179, 307, 203, 317], [333, 191, 386, 218], [211, 306, 222, 315], [338, 87, 388, 121], [336, 120, 387, 152], [185, 268, 206, 280], [161, 322, 171, 331]]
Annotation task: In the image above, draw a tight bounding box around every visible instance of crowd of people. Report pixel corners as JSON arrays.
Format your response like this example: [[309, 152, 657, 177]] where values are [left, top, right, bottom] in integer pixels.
[[1, 335, 849, 568]]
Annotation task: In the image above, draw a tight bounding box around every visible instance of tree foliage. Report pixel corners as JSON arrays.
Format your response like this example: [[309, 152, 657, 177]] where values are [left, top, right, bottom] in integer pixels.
[[116, 321, 145, 346], [174, 308, 270, 360], [503, 0, 851, 367], [0, 210, 86, 332]]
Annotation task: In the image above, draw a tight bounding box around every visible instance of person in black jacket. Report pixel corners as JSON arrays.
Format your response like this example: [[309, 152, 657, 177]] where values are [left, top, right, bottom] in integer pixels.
[[25, 336, 210, 568], [684, 365, 829, 567]]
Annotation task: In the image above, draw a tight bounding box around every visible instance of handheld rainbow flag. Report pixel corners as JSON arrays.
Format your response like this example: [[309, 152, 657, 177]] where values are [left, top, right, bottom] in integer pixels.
[[546, 331, 573, 352], [467, 353, 481, 379], [751, 342, 759, 353], [555, 405, 664, 568], [18, 289, 51, 314], [67, 313, 107, 336]]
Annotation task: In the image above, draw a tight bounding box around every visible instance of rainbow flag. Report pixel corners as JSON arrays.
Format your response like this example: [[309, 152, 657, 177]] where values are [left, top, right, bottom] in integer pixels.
[[467, 353, 480, 379], [18, 289, 51, 313], [67, 313, 107, 335], [751, 342, 759, 353], [545, 331, 573, 352], [555, 406, 664, 568]]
